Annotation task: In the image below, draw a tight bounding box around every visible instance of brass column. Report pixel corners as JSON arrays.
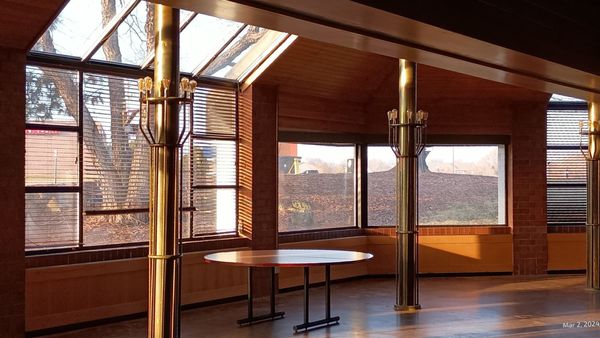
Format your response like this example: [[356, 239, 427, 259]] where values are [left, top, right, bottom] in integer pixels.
[[148, 5, 181, 338], [395, 59, 420, 311], [587, 101, 600, 289]]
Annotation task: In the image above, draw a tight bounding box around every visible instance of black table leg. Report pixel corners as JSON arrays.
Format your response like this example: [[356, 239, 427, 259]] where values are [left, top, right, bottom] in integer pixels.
[[293, 265, 340, 333], [237, 267, 285, 326]]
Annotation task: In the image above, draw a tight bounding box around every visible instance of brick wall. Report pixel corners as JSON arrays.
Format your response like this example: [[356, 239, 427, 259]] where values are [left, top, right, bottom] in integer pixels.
[[239, 84, 279, 295], [510, 100, 549, 274], [365, 68, 552, 275], [248, 84, 278, 250], [0, 48, 25, 337]]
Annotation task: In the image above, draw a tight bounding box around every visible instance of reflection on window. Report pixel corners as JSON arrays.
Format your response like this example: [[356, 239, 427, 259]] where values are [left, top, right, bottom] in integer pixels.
[[278, 143, 355, 232], [367, 145, 506, 226]]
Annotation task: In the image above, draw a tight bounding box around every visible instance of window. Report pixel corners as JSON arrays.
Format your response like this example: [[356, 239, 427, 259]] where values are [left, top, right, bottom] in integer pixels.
[[546, 94, 588, 226], [25, 65, 238, 251], [32, 0, 292, 81], [25, 67, 80, 249], [278, 143, 355, 232], [367, 146, 396, 227], [419, 145, 506, 225], [367, 144, 506, 226]]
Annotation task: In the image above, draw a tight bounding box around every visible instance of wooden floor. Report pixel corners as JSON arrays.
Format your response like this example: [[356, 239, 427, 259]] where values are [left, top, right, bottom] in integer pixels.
[[42, 275, 600, 337]]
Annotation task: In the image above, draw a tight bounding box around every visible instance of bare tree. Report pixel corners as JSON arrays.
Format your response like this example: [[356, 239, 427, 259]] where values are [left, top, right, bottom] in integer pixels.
[[33, 0, 155, 238]]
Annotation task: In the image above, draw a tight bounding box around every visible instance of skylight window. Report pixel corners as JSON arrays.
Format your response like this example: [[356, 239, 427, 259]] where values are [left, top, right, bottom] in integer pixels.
[[179, 14, 244, 74], [91, 1, 151, 65], [32, 0, 133, 57], [550, 94, 586, 102], [30, 0, 295, 83]]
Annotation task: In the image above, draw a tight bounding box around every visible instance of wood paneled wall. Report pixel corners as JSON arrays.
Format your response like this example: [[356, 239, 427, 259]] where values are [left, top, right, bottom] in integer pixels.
[[26, 234, 516, 331]]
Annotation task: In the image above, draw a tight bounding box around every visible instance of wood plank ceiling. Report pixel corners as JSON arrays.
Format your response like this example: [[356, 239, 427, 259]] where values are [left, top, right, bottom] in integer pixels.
[[258, 37, 547, 108], [257, 37, 396, 104], [0, 0, 66, 51]]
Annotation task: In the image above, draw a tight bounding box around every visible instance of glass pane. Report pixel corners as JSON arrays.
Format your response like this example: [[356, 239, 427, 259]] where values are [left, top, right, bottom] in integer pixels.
[[83, 73, 150, 211], [26, 66, 78, 126], [192, 188, 237, 235], [550, 94, 586, 102], [278, 143, 355, 232], [179, 14, 244, 73], [202, 26, 287, 79], [367, 146, 397, 227], [191, 139, 237, 186], [84, 212, 148, 246], [547, 109, 588, 147], [419, 145, 505, 225], [547, 186, 586, 226], [26, 131, 78, 187], [92, 1, 153, 65], [547, 149, 586, 185], [193, 85, 237, 137], [26, 192, 79, 250], [31, 0, 130, 57]]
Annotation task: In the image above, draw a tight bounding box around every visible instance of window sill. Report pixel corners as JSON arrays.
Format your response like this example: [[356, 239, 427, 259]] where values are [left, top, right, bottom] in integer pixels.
[[26, 236, 249, 268], [366, 225, 511, 236], [547, 225, 586, 233], [278, 227, 364, 243]]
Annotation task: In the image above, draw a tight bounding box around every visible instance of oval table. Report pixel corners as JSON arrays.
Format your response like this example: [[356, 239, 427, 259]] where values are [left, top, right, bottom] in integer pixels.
[[204, 249, 373, 333]]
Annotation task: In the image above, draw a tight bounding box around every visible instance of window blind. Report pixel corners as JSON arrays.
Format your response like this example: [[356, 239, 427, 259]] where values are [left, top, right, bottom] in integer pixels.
[[547, 107, 588, 226], [25, 192, 79, 249], [82, 73, 150, 212], [189, 85, 237, 236], [25, 66, 80, 250]]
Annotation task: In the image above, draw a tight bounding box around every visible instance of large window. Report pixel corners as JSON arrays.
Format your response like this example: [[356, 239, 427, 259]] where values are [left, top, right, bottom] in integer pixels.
[[278, 143, 355, 232], [546, 94, 588, 226], [367, 145, 506, 226], [367, 147, 396, 227], [25, 65, 238, 251]]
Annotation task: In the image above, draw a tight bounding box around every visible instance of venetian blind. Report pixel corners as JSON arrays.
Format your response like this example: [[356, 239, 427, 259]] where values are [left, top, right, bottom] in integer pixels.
[[189, 85, 237, 236], [82, 73, 150, 212], [547, 108, 588, 226], [25, 66, 80, 249]]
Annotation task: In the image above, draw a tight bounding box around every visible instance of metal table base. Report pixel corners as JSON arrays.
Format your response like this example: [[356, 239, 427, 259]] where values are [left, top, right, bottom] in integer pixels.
[[293, 265, 340, 333], [237, 267, 285, 326]]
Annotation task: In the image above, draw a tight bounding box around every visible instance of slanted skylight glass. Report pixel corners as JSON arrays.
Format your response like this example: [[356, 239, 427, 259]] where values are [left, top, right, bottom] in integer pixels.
[[202, 27, 288, 80], [92, 1, 152, 65], [30, 0, 294, 83], [550, 94, 586, 102], [32, 0, 134, 57], [179, 14, 244, 74]]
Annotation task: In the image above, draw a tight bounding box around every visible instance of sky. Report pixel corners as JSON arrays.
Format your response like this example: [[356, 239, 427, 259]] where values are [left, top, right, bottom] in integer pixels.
[[296, 144, 499, 170]]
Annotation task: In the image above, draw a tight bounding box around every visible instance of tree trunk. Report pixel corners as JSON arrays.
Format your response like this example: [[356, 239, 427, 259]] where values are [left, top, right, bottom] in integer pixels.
[[38, 33, 119, 207]]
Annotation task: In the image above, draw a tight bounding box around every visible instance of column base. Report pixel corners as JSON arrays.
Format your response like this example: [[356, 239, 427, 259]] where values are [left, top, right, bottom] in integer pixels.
[[394, 304, 421, 312]]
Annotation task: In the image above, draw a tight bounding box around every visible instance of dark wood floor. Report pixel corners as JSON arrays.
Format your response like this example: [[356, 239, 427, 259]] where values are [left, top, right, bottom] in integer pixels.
[[43, 275, 600, 337]]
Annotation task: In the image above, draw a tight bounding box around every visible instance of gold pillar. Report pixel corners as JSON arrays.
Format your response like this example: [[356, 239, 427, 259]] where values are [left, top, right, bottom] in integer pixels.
[[395, 59, 420, 311], [587, 101, 600, 289], [148, 5, 181, 338]]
